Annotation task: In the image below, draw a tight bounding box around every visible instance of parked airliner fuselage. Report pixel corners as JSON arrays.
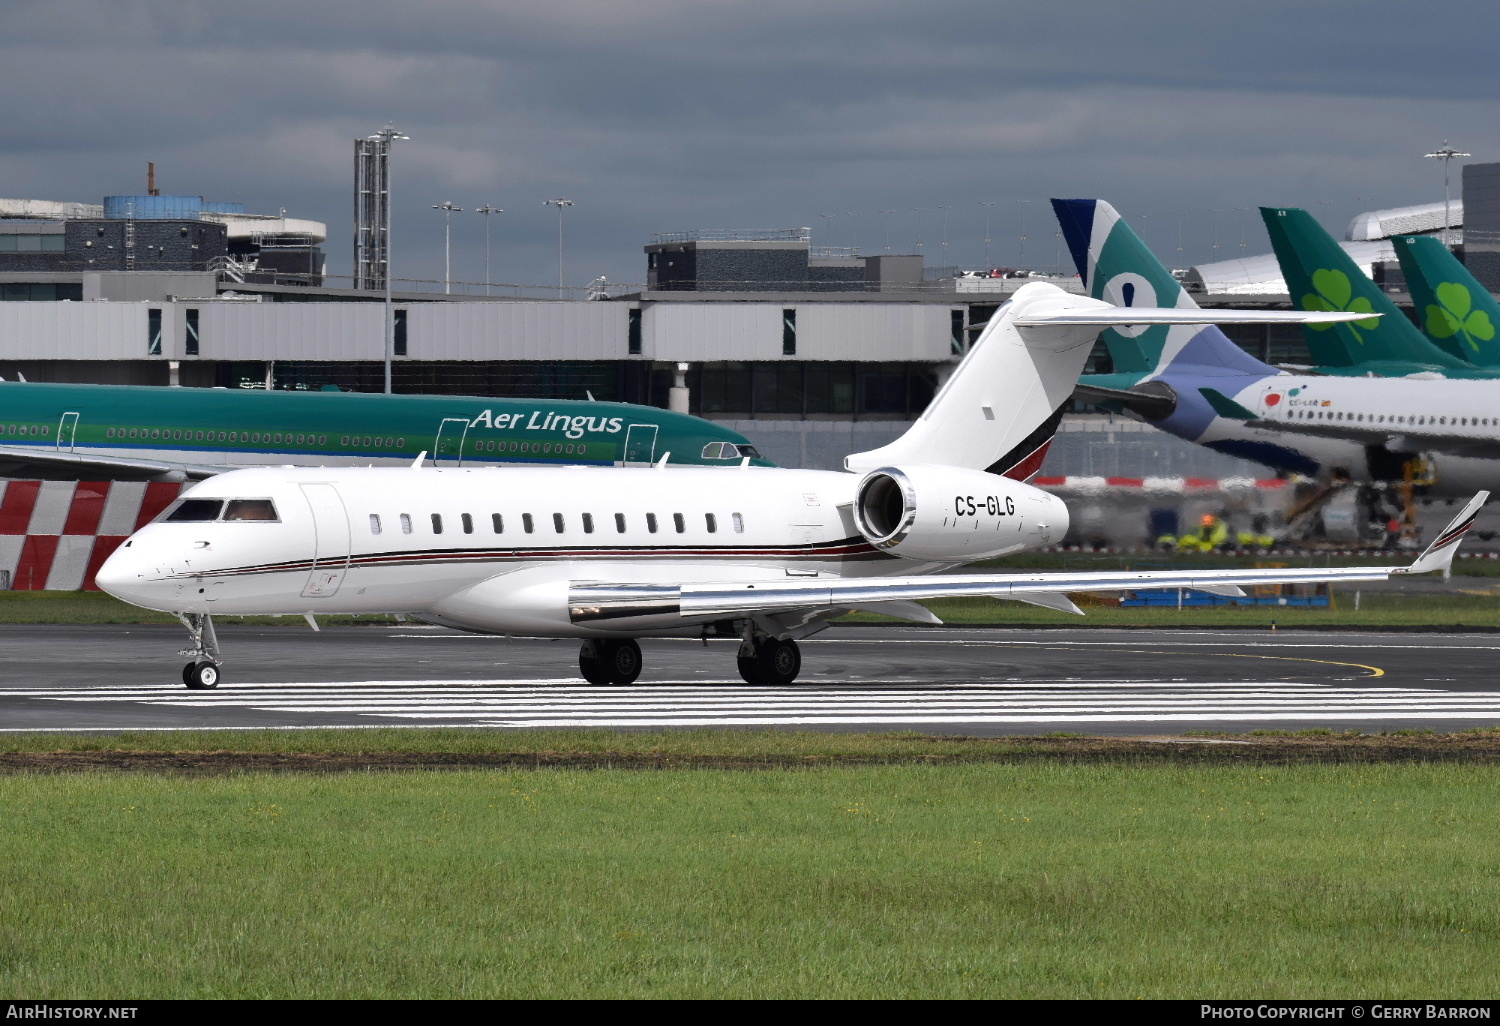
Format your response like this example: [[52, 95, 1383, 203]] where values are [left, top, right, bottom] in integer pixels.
[[97, 464, 1068, 638]]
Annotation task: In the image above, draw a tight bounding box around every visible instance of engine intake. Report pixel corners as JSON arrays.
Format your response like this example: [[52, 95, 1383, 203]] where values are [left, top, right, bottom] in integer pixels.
[[853, 465, 1067, 562]]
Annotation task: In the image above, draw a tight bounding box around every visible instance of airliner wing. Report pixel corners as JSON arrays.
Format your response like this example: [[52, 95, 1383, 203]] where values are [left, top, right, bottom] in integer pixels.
[[1199, 389, 1500, 461], [0, 444, 227, 482], [569, 494, 1486, 628]]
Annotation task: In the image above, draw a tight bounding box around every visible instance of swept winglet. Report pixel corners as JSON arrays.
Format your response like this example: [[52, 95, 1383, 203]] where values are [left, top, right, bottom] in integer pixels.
[[1199, 388, 1257, 421], [411, 450, 428, 468], [1397, 491, 1489, 575]]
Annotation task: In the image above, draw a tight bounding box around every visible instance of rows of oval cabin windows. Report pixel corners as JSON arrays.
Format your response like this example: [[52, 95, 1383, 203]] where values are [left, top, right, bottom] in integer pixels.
[[468, 439, 589, 455], [105, 429, 345, 444], [367, 511, 746, 536], [1286, 410, 1494, 427], [2, 425, 49, 437]]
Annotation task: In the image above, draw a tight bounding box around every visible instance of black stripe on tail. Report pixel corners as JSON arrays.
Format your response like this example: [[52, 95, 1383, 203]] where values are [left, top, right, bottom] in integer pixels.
[[985, 403, 1068, 480]]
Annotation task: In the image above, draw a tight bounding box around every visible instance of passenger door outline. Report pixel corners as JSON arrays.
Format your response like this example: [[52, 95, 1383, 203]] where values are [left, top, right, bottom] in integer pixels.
[[56, 412, 79, 451], [434, 417, 471, 466], [300, 482, 351, 598], [623, 423, 658, 466]]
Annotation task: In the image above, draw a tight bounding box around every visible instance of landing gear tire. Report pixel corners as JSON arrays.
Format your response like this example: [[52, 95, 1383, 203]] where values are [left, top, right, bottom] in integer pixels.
[[579, 639, 642, 685], [738, 638, 801, 686], [183, 661, 220, 690], [758, 638, 801, 686], [736, 652, 766, 686]]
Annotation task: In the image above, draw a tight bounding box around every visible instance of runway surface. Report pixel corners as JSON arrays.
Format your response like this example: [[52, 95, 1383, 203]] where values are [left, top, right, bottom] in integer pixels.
[[5, 623, 1500, 735]]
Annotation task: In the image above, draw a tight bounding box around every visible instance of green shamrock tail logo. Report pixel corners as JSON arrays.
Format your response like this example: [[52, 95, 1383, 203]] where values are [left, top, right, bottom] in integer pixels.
[[1425, 281, 1496, 351], [1301, 268, 1380, 341]]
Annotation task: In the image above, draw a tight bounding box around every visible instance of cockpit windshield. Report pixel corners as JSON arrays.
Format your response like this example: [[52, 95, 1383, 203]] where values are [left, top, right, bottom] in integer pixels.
[[159, 498, 279, 523], [224, 499, 278, 521], [701, 442, 762, 460], [163, 499, 223, 522]]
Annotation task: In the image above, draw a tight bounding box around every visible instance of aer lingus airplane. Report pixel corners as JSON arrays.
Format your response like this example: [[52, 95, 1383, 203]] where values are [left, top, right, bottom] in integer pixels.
[[1262, 206, 1500, 379], [96, 280, 1471, 690], [0, 380, 770, 480], [1393, 233, 1500, 368], [1055, 198, 1500, 494]]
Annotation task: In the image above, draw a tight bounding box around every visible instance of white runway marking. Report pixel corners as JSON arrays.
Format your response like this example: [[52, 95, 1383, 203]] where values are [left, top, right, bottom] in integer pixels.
[[11, 679, 1500, 728]]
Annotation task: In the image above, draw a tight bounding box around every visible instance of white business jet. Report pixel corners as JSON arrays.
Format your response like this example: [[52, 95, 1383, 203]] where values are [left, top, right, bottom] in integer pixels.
[[96, 282, 1485, 690]]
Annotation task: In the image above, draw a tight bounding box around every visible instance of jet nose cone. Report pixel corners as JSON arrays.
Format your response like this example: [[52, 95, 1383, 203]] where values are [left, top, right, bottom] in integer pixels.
[[95, 542, 150, 606]]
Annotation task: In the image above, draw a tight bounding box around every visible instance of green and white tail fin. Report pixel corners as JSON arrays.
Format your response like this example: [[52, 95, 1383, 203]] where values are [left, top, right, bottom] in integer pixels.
[[1393, 234, 1500, 367], [1260, 207, 1473, 373]]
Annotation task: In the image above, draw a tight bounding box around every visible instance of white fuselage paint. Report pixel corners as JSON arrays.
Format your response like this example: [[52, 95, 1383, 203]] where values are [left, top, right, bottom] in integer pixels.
[[96, 464, 1066, 638], [1216, 374, 1500, 493]]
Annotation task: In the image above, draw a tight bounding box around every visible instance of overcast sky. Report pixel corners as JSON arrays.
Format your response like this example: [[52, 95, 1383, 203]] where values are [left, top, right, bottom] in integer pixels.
[[1, 0, 1494, 290]]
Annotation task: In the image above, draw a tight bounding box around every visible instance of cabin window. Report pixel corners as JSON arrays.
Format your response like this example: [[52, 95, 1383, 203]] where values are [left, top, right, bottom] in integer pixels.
[[223, 499, 278, 522], [340, 436, 350, 445], [319, 435, 327, 445], [400, 514, 412, 535], [151, 429, 159, 439], [582, 513, 594, 534], [705, 513, 717, 533], [615, 513, 626, 533], [461, 513, 474, 534], [522, 513, 535, 533], [673, 513, 685, 533], [369, 514, 382, 535], [431, 513, 443, 534], [646, 513, 658, 534], [732, 512, 744, 533], [196, 431, 204, 440], [162, 499, 223, 523], [107, 428, 115, 438], [553, 513, 566, 533], [492, 513, 504, 534]]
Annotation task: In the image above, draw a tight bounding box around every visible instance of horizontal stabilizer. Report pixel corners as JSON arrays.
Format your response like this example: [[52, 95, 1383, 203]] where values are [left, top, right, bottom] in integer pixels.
[[1073, 381, 1177, 420], [1199, 388, 1257, 421], [1015, 308, 1383, 327]]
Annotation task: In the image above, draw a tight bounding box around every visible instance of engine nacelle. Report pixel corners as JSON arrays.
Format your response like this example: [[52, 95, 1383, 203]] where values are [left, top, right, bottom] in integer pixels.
[[853, 464, 1069, 562]]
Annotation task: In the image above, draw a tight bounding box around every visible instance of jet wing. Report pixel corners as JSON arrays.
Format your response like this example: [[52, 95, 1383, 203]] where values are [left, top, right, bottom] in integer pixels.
[[1199, 389, 1500, 461], [569, 494, 1486, 630], [0, 444, 228, 482]]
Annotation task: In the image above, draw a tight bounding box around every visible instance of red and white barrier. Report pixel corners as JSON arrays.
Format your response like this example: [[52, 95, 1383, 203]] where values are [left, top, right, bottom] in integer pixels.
[[1033, 476, 1288, 492], [0, 480, 185, 591]]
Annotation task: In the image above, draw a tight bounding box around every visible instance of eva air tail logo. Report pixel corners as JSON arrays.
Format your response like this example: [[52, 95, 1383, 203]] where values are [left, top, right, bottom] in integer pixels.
[[1302, 269, 1380, 342], [1425, 282, 1495, 351]]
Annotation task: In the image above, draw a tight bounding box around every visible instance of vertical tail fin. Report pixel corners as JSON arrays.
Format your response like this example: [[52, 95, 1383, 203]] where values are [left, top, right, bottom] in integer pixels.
[[1393, 234, 1500, 367], [1260, 207, 1472, 373], [1051, 198, 1277, 379], [844, 282, 1107, 478]]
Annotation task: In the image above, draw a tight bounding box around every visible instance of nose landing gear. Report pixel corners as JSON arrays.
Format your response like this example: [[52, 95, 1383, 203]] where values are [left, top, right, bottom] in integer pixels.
[[579, 638, 643, 685], [176, 612, 223, 690]]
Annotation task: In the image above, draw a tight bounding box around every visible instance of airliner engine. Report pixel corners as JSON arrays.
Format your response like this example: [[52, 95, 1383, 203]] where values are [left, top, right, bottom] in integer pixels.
[[853, 465, 1068, 562]]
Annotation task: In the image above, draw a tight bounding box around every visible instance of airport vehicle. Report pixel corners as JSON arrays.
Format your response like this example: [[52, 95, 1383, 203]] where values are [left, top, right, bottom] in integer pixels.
[[0, 380, 770, 480], [96, 280, 1471, 690], [1393, 233, 1500, 367], [1263, 207, 1499, 378], [1055, 198, 1500, 495]]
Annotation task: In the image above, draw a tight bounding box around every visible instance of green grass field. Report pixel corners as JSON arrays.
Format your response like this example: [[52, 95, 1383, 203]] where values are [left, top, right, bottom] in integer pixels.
[[3, 759, 1499, 998]]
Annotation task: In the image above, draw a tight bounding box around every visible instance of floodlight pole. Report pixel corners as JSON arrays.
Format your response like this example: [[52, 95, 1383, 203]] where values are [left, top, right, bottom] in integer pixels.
[[1425, 141, 1469, 248], [878, 210, 894, 252], [979, 201, 996, 269], [433, 202, 462, 294], [543, 198, 573, 294], [1015, 199, 1031, 267], [369, 122, 408, 395], [475, 204, 502, 296]]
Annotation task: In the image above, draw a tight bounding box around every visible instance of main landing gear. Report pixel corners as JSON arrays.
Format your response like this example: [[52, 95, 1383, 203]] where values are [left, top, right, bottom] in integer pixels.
[[176, 612, 223, 690], [579, 638, 643, 686], [578, 632, 805, 686], [737, 636, 802, 686]]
